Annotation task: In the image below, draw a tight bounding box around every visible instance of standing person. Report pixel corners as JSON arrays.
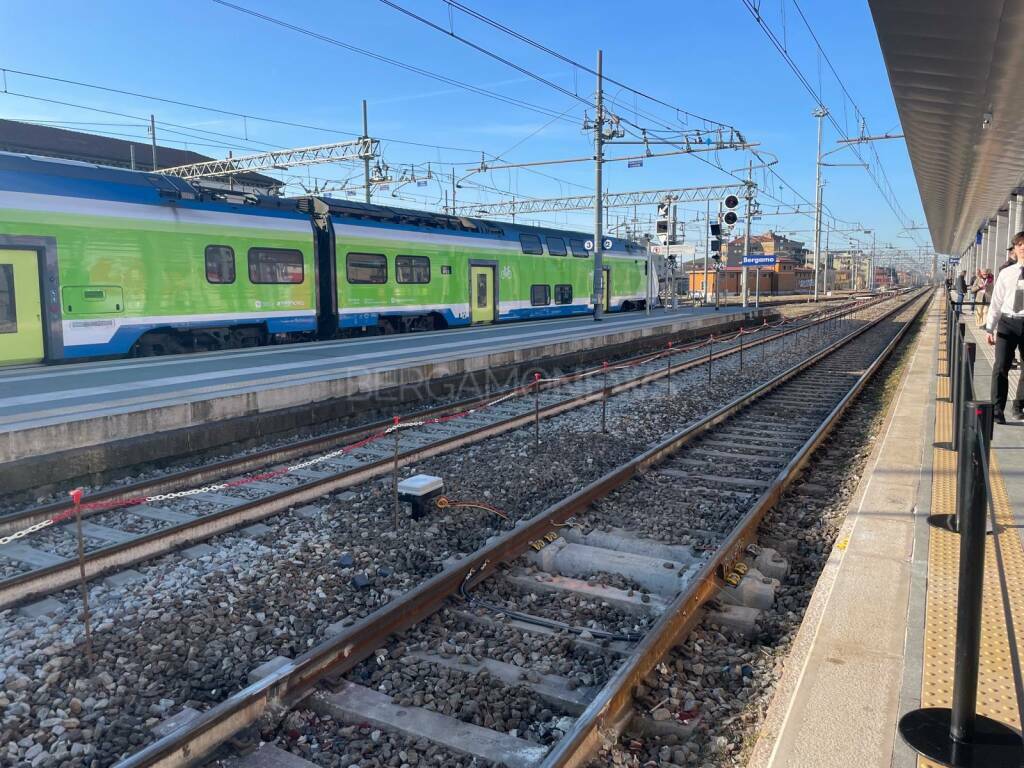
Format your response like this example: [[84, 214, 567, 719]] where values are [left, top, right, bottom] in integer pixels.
[[1001, 232, 1024, 272], [976, 268, 994, 327], [968, 268, 982, 316], [1001, 232, 1024, 371], [955, 270, 967, 312], [986, 258, 1024, 423]]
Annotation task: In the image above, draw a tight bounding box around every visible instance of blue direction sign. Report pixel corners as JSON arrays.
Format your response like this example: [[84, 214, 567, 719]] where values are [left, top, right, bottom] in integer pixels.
[[741, 254, 777, 267]]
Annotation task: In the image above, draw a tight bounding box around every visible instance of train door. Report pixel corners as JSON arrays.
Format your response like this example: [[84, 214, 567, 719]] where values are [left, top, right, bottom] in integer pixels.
[[470, 265, 495, 323], [601, 268, 611, 312], [0, 249, 44, 365]]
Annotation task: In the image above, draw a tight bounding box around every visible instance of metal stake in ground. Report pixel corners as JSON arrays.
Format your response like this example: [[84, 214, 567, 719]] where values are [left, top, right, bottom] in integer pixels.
[[70, 488, 93, 664], [392, 417, 401, 530], [707, 334, 714, 388], [666, 341, 673, 396], [602, 361, 609, 433], [762, 320, 768, 363], [739, 325, 744, 369], [533, 372, 541, 444]]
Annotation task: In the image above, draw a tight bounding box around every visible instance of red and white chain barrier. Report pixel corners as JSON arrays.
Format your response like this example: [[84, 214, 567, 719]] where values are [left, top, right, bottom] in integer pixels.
[[0, 299, 873, 547]]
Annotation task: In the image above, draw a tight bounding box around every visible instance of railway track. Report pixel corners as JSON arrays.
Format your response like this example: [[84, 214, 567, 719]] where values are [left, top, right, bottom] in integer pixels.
[[105, 288, 929, 768], [0, 295, 895, 611]]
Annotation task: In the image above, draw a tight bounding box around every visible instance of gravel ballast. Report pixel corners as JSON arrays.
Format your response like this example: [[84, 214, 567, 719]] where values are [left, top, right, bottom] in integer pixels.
[[0, 301, 909, 767]]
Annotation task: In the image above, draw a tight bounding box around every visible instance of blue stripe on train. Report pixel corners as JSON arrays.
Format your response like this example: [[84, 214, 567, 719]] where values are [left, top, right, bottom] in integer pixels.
[[62, 314, 317, 358], [338, 308, 470, 329], [345, 301, 625, 329]]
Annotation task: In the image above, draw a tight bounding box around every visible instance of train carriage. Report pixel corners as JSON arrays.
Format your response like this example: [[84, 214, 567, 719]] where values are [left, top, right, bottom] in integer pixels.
[[319, 199, 649, 334], [0, 152, 317, 363], [0, 152, 650, 366]]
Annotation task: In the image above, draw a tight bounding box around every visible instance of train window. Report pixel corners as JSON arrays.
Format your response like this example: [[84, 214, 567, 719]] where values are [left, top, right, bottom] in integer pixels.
[[547, 237, 567, 256], [519, 234, 544, 255], [0, 265, 15, 334], [476, 274, 488, 307], [205, 245, 236, 284], [346, 252, 387, 284], [248, 248, 304, 284], [554, 284, 573, 305], [531, 284, 551, 306], [396, 255, 430, 284], [570, 239, 591, 258]]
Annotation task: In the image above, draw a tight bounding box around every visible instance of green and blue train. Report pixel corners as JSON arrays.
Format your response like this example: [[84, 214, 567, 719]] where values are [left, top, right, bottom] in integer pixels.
[[0, 152, 650, 365]]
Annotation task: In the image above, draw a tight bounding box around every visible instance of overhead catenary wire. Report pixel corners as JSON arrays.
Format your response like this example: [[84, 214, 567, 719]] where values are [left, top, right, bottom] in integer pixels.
[[0, 73, 594, 201], [208, 0, 583, 125], [438, 0, 736, 133], [0, 66, 491, 156], [738, 0, 921, 241], [404, 0, 864, 233]]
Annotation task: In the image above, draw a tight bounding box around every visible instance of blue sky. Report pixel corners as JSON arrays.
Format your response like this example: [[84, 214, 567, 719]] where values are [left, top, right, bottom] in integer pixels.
[[0, 0, 930, 258]]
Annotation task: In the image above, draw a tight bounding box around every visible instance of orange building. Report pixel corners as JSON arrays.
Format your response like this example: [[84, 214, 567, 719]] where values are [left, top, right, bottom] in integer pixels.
[[687, 259, 814, 295]]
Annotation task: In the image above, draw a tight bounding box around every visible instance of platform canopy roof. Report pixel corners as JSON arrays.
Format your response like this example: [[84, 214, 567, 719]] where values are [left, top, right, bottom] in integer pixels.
[[869, 0, 1024, 255]]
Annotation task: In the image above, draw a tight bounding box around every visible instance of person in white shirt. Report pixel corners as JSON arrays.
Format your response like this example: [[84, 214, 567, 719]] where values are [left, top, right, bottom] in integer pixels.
[[985, 231, 1024, 423]]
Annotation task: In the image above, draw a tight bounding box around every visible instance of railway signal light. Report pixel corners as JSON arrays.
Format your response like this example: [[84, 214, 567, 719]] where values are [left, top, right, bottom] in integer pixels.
[[656, 202, 670, 242], [722, 194, 739, 226]]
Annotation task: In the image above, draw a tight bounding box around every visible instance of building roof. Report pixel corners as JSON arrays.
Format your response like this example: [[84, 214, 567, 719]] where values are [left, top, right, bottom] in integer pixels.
[[725, 230, 805, 247], [869, 0, 1024, 254], [0, 119, 282, 191]]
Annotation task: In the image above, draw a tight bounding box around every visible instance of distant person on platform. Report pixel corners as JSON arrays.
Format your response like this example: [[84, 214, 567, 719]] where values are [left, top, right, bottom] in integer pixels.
[[955, 270, 967, 312], [975, 268, 994, 327], [985, 236, 1024, 423]]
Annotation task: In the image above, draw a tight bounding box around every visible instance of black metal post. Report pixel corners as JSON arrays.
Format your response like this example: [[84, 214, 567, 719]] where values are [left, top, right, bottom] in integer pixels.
[[901, 401, 1023, 766], [945, 300, 953, 378], [739, 326, 744, 369], [952, 325, 963, 443], [951, 401, 990, 741], [958, 341, 977, 449]]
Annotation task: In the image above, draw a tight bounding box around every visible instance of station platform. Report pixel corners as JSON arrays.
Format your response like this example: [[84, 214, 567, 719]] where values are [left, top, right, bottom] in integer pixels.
[[0, 304, 769, 493], [748, 291, 1024, 768]]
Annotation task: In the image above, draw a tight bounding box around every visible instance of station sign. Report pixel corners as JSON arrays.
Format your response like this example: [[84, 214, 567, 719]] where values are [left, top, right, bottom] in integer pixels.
[[741, 254, 777, 267], [948, 257, 961, 264], [651, 243, 696, 257]]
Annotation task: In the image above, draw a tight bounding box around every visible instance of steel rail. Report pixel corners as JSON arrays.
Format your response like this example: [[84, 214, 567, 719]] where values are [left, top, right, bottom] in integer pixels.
[[0, 300, 885, 609], [0, 295, 876, 538], [0, 303, 843, 536], [539, 291, 931, 767], [112, 288, 926, 768]]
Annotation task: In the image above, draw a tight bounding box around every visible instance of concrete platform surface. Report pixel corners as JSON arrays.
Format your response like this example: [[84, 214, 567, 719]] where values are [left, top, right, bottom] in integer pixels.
[[0, 306, 750, 432], [750, 292, 1024, 768]]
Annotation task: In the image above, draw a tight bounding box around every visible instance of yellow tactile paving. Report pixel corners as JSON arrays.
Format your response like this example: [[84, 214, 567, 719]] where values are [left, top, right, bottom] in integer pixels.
[[920, 324, 1024, 768]]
